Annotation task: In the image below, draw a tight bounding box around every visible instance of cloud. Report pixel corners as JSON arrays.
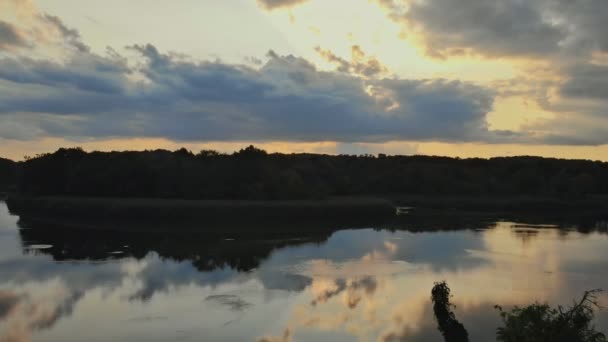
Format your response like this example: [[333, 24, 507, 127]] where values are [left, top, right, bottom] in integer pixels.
[[380, 301, 500, 342], [256, 0, 309, 10], [0, 291, 21, 319], [0, 20, 26, 50], [41, 14, 89, 52], [367, 0, 608, 146], [374, 0, 564, 58], [515, 62, 608, 146], [549, 0, 608, 53], [257, 328, 292, 342], [0, 43, 498, 143], [0, 0, 90, 55], [5, 4, 608, 147], [0, 52, 128, 95], [315, 45, 388, 77], [0, 286, 83, 342], [204, 294, 252, 312], [315, 47, 351, 72], [560, 63, 608, 101], [374, 0, 608, 59]]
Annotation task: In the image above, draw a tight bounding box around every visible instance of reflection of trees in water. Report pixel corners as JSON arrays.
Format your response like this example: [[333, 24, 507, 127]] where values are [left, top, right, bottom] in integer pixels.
[[510, 226, 542, 246], [385, 211, 608, 236], [18, 224, 332, 272], [5, 225, 330, 341], [18, 211, 608, 273], [12, 216, 608, 342]]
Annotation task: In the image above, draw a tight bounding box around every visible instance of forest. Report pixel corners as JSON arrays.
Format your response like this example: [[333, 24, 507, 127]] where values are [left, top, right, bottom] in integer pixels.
[[6, 146, 608, 200]]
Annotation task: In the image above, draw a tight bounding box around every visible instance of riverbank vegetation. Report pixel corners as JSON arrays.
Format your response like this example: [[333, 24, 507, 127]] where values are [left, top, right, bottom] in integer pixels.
[[6, 146, 608, 226], [431, 282, 606, 342]]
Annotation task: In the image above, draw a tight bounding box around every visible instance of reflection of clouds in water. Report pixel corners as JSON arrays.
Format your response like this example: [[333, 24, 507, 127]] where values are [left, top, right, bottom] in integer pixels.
[[0, 203, 18, 230], [0, 204, 21, 260], [0, 290, 21, 320], [204, 294, 252, 312], [257, 328, 292, 342], [0, 255, 128, 341], [0, 206, 607, 342], [381, 301, 500, 342], [258, 224, 608, 341], [257, 272, 312, 292], [127, 256, 242, 301], [0, 250, 310, 341], [126, 315, 168, 322], [0, 257, 126, 291], [268, 229, 488, 275], [0, 281, 83, 342], [310, 277, 377, 309], [0, 254, 245, 340]]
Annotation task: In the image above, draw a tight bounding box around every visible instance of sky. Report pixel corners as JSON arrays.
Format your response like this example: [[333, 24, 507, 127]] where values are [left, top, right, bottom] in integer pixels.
[[1, 0, 608, 160]]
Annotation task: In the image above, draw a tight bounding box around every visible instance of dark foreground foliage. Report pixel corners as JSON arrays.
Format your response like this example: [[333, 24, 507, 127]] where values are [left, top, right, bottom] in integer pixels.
[[495, 290, 606, 342], [431, 281, 470, 342], [12, 146, 608, 200], [432, 282, 606, 342]]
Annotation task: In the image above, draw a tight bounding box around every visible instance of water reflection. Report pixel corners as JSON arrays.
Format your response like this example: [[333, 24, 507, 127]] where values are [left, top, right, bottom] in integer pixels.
[[19, 227, 332, 272], [0, 202, 607, 341]]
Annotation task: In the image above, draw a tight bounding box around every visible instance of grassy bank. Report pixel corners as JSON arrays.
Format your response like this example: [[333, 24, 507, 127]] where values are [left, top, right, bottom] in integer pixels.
[[7, 195, 396, 232]]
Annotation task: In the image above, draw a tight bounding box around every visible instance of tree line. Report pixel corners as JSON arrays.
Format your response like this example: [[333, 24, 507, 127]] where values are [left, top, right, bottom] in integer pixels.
[[8, 146, 608, 199]]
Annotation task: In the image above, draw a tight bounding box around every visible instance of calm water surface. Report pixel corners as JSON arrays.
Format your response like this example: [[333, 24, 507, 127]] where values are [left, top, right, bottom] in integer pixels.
[[1, 201, 607, 342]]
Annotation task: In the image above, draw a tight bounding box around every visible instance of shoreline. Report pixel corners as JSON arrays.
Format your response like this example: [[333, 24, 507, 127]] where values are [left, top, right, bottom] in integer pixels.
[[6, 195, 396, 232], [391, 194, 608, 212], [6, 194, 608, 232]]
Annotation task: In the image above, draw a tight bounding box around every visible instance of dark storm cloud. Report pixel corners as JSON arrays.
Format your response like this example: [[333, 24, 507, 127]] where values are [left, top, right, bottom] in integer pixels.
[[548, 0, 608, 53], [375, 0, 608, 58], [0, 21, 26, 50], [519, 62, 608, 146], [0, 54, 128, 95], [256, 0, 310, 10], [369, 0, 608, 145], [560, 63, 608, 101], [0, 44, 499, 143], [376, 0, 564, 58]]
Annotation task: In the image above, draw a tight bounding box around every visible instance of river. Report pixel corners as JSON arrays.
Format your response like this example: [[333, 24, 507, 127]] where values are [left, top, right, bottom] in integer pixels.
[[0, 201, 607, 341]]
